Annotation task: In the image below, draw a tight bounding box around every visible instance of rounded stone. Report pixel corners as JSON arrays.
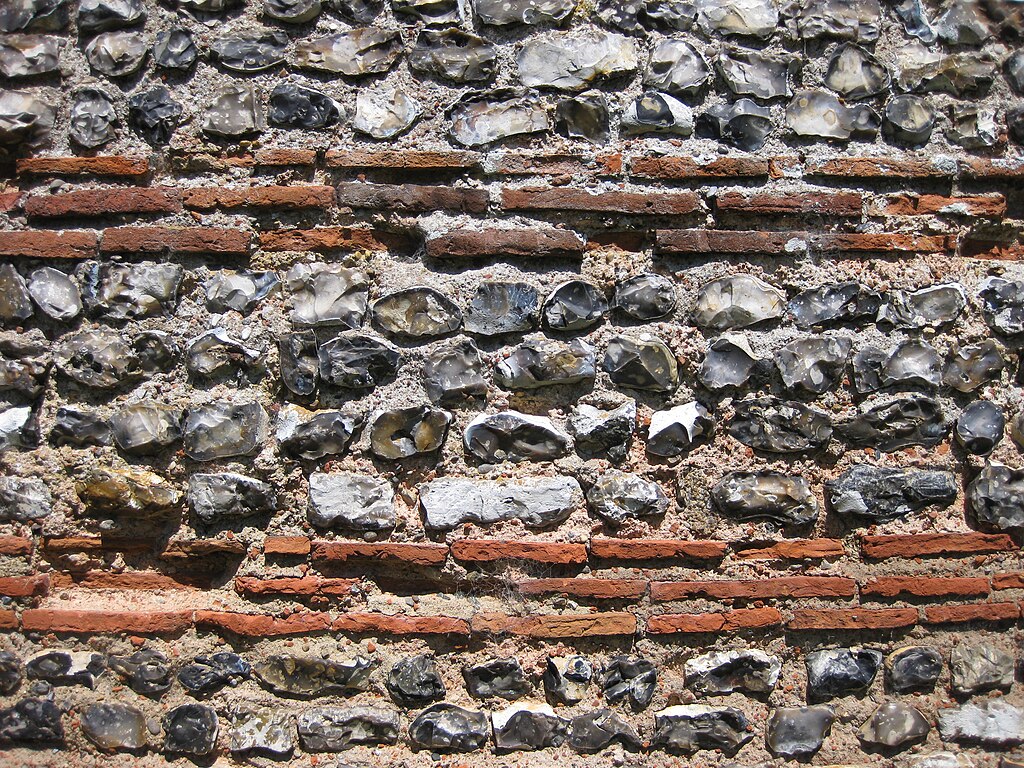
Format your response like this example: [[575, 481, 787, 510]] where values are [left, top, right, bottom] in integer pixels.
[[587, 470, 669, 525], [543, 280, 608, 332], [955, 401, 1004, 455], [612, 273, 676, 320], [372, 287, 462, 340], [369, 406, 451, 460], [603, 334, 679, 392]]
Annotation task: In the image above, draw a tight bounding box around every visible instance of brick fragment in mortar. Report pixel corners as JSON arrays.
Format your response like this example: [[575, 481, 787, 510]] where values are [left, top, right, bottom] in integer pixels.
[[420, 477, 582, 530]]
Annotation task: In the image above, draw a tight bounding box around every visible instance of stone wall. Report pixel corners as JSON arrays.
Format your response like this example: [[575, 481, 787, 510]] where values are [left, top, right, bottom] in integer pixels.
[[2, 0, 1024, 765]]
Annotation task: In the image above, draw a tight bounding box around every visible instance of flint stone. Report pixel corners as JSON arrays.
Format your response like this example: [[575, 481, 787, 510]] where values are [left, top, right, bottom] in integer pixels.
[[948, 105, 999, 149], [393, 0, 459, 23], [229, 709, 294, 755], [588, 471, 668, 526], [604, 334, 678, 392], [944, 340, 1004, 392], [936, 1, 990, 45], [108, 649, 172, 695], [308, 472, 394, 531], [826, 44, 889, 100], [425, 339, 487, 404], [1009, 50, 1024, 96], [544, 655, 592, 705], [644, 39, 708, 97], [353, 87, 420, 139], [653, 704, 753, 754], [85, 31, 145, 76], [206, 271, 278, 315], [884, 94, 936, 144], [178, 0, 239, 10], [694, 275, 784, 331], [277, 407, 361, 459], [287, 264, 367, 329], [0, 90, 55, 150], [410, 27, 496, 82], [255, 655, 374, 697], [127, 86, 181, 146], [0, 698, 63, 744], [621, 90, 693, 136], [887, 647, 942, 693], [294, 29, 402, 76], [519, 31, 637, 91], [464, 658, 530, 699], [789, 282, 880, 329], [897, 45, 996, 97], [387, 655, 444, 704], [464, 281, 539, 336], [450, 90, 550, 146], [685, 649, 781, 695], [269, 84, 341, 130], [938, 700, 1024, 747], [82, 261, 183, 321], [189, 473, 276, 523], [0, 35, 60, 77], [26, 651, 104, 687], [264, 0, 320, 21], [75, 466, 181, 516], [373, 287, 462, 340], [420, 475, 580, 529], [797, 0, 880, 41], [786, 89, 879, 140], [646, 402, 714, 457], [369, 406, 451, 460], [279, 331, 318, 397], [27, 267, 81, 321], [956, 401, 1004, 455], [474, 0, 575, 26], [330, 0, 383, 23], [492, 703, 568, 751], [0, 0, 68, 32], [163, 704, 218, 755], [153, 28, 196, 69], [186, 328, 263, 380], [543, 280, 608, 331], [696, 98, 772, 150], [50, 407, 111, 447], [78, 0, 142, 31], [980, 278, 1024, 337], [766, 705, 834, 758], [729, 398, 832, 453], [0, 406, 32, 451], [569, 708, 641, 752], [180, 655, 251, 693], [183, 401, 268, 461], [837, 395, 950, 451], [775, 334, 851, 395], [860, 702, 930, 750], [806, 648, 882, 701], [569, 401, 635, 461], [204, 84, 263, 137], [880, 284, 965, 329], [136, 329, 180, 371], [827, 466, 956, 523], [409, 703, 489, 751], [70, 87, 117, 149], [0, 356, 49, 401], [717, 48, 793, 100], [0, 266, 31, 326], [951, 643, 1015, 695], [968, 463, 1024, 533], [495, 338, 595, 389], [613, 273, 676, 320], [602, 656, 656, 709], [298, 706, 399, 751], [319, 333, 401, 389], [81, 703, 147, 751], [696, 0, 777, 38], [0, 652, 20, 694], [555, 93, 609, 143], [110, 402, 182, 455], [712, 471, 818, 528], [463, 411, 573, 463], [894, 0, 935, 42]]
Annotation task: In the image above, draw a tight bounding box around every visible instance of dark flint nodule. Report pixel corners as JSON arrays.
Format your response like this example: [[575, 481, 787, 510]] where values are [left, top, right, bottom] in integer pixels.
[[613, 273, 676, 320], [269, 84, 341, 130], [696, 99, 773, 151], [729, 398, 832, 453], [837, 395, 950, 451], [826, 466, 957, 522], [163, 704, 218, 755], [887, 646, 942, 693], [805, 648, 882, 702], [409, 27, 497, 82], [153, 27, 196, 69], [601, 656, 656, 710], [178, 653, 251, 696], [70, 87, 118, 149], [127, 86, 182, 146], [464, 658, 530, 700], [464, 281, 539, 336], [955, 401, 1004, 455], [543, 280, 608, 332], [212, 31, 288, 72], [555, 93, 610, 143], [387, 655, 445, 704]]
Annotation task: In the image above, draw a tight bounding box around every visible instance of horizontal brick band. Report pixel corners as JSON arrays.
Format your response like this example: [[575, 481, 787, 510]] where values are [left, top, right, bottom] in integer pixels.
[[326, 149, 481, 171], [336, 182, 488, 213], [472, 612, 637, 638], [861, 533, 1018, 559], [259, 227, 412, 253], [0, 230, 98, 259], [425, 228, 585, 259], [0, 574, 49, 598], [452, 540, 588, 565], [787, 607, 919, 631], [518, 578, 648, 599], [311, 542, 448, 566], [0, 536, 33, 557], [235, 576, 361, 597], [502, 187, 701, 215], [647, 608, 783, 634], [732, 539, 846, 560], [923, 602, 1021, 624], [630, 156, 770, 180], [590, 539, 727, 560], [100, 226, 251, 255], [651, 577, 856, 602], [16, 156, 149, 177], [715, 191, 863, 217], [183, 185, 335, 211], [26, 187, 182, 218], [861, 576, 991, 600], [21, 609, 193, 635]]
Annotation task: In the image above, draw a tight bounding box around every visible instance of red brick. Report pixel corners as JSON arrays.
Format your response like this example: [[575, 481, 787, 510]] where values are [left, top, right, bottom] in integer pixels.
[[161, 539, 247, 559], [862, 533, 1017, 559], [0, 191, 23, 212], [168, 153, 255, 173], [960, 157, 1024, 179], [25, 187, 182, 218], [264, 536, 311, 556], [586, 231, 649, 252], [101, 226, 250, 255], [651, 577, 856, 602], [715, 191, 863, 217], [495, 153, 618, 176], [336, 182, 489, 213], [810, 232, 954, 255], [21, 609, 192, 634], [788, 608, 918, 631], [871, 193, 1006, 218], [518, 578, 648, 599], [924, 602, 1020, 624], [732, 539, 846, 560], [424, 228, 585, 260], [254, 148, 318, 166], [41, 536, 153, 555], [326, 149, 481, 171], [17, 156, 149, 177], [502, 187, 701, 215], [993, 573, 1024, 590], [0, 230, 97, 259], [333, 613, 470, 635], [183, 185, 335, 211], [590, 539, 728, 561], [805, 157, 955, 179], [259, 227, 414, 253], [195, 610, 331, 636], [51, 571, 208, 590], [0, 536, 33, 557], [647, 607, 783, 634], [630, 156, 770, 180], [472, 612, 636, 638], [768, 157, 803, 178], [0, 611, 17, 630], [0, 574, 49, 598], [656, 229, 801, 255], [311, 541, 449, 566], [861, 576, 991, 600], [235, 576, 361, 597], [452, 540, 588, 565], [959, 238, 1024, 261]]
